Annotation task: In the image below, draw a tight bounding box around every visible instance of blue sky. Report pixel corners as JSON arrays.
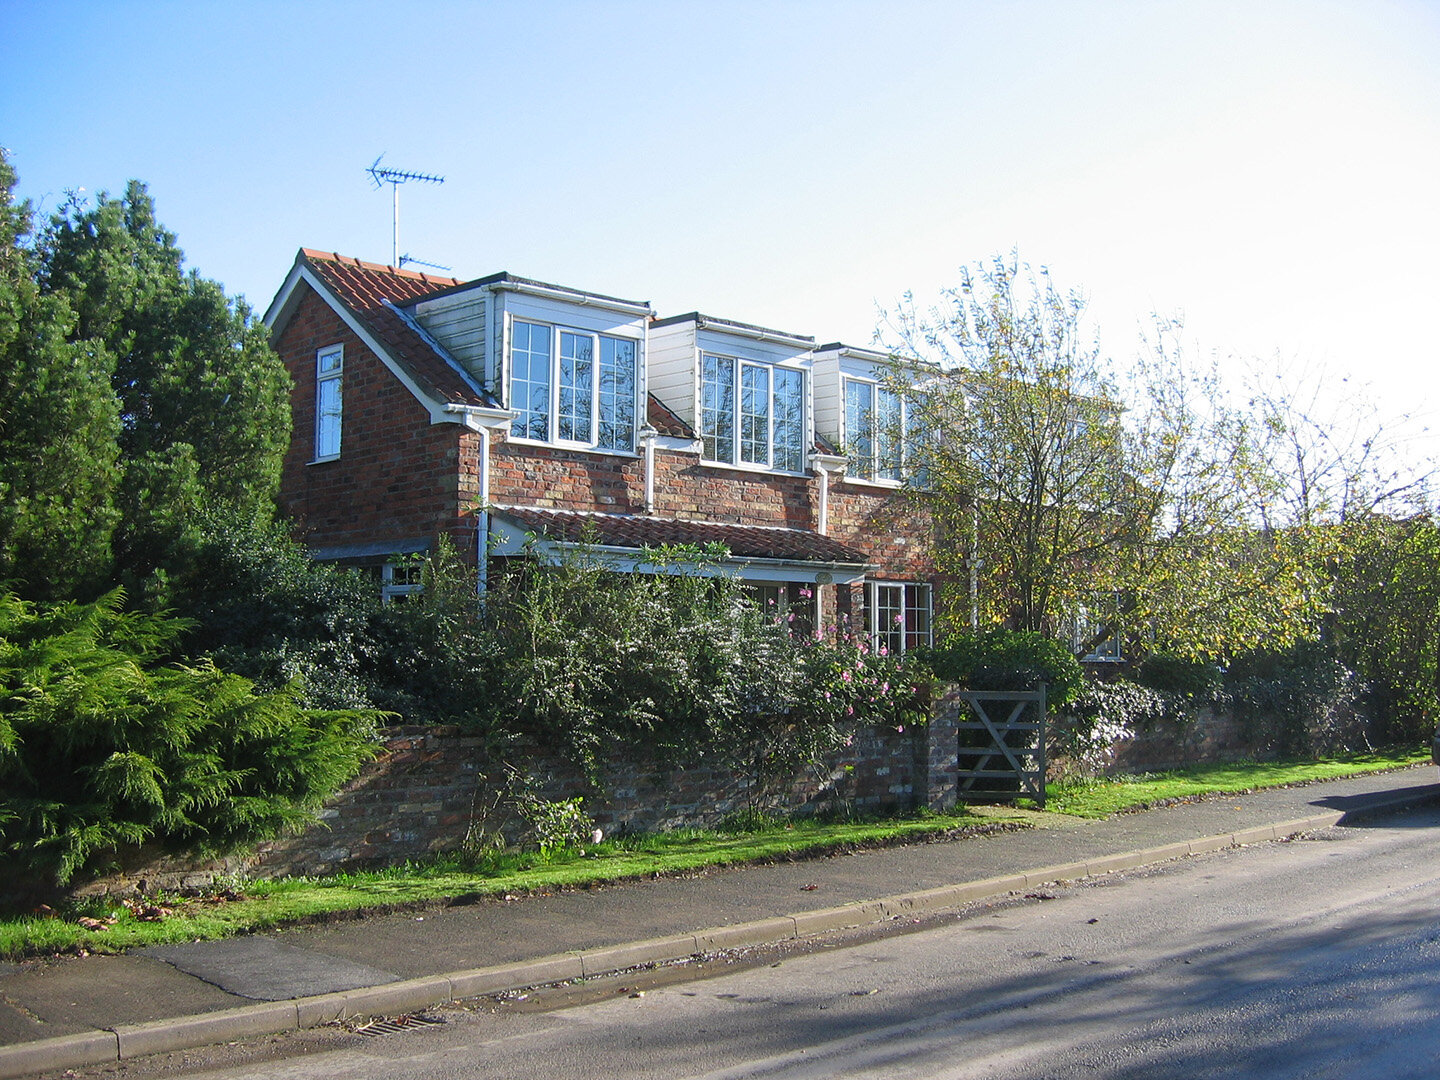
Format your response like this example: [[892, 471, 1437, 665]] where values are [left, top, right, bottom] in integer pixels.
[[4, 0, 1438, 447]]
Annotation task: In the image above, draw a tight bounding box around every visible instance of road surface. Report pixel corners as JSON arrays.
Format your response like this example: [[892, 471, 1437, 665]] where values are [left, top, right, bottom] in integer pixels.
[[63, 804, 1440, 1080]]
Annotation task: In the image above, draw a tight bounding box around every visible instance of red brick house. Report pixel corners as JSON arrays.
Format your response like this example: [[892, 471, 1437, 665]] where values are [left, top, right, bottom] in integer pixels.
[[264, 250, 941, 653]]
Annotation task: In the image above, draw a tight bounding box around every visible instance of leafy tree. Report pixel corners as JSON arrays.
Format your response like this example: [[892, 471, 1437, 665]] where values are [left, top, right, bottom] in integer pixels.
[[36, 180, 291, 593], [879, 256, 1314, 662], [0, 151, 121, 600], [1329, 513, 1440, 744]]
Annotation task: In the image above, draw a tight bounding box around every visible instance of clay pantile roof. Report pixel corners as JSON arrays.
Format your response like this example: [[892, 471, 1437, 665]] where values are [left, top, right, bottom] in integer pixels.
[[299, 250, 495, 408], [646, 394, 694, 439], [492, 506, 871, 566]]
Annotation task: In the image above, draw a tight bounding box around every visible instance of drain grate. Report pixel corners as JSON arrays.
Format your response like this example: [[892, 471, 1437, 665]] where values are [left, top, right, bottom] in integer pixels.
[[356, 1013, 447, 1038]]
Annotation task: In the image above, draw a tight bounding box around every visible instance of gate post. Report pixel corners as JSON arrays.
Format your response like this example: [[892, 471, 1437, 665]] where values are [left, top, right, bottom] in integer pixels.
[[924, 685, 963, 811]]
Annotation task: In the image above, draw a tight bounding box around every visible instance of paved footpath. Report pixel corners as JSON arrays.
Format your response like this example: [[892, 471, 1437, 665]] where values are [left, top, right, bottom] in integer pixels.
[[1, 766, 1436, 1078]]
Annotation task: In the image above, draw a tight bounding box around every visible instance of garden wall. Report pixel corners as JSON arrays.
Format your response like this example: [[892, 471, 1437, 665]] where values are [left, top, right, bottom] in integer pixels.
[[248, 695, 966, 878], [1101, 707, 1256, 775]]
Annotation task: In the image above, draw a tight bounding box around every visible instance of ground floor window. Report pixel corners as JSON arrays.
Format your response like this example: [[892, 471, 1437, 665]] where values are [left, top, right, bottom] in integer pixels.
[[358, 560, 425, 604], [869, 581, 932, 655], [745, 582, 817, 638], [1065, 594, 1124, 661]]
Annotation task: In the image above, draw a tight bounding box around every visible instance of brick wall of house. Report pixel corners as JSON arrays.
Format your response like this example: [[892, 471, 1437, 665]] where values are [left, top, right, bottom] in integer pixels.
[[275, 285, 472, 555]]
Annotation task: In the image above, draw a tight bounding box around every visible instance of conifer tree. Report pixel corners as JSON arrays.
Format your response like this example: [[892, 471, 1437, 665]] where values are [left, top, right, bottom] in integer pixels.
[[0, 151, 121, 599], [37, 180, 292, 592]]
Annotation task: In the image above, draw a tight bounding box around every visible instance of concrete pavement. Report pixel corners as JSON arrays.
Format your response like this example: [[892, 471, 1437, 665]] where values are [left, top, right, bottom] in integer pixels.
[[1, 766, 1435, 1078]]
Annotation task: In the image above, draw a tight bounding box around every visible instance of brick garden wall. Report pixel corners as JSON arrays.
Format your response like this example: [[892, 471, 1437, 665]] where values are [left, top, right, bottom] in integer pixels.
[[249, 714, 944, 879]]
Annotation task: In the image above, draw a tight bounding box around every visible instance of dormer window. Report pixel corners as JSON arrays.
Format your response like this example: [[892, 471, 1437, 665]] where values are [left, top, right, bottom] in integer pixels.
[[700, 354, 805, 472], [510, 320, 638, 452], [844, 376, 928, 485]]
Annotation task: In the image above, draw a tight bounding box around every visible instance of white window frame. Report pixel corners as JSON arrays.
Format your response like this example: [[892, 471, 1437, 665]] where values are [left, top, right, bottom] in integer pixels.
[[700, 353, 806, 473], [381, 561, 425, 604], [845, 376, 922, 484], [1067, 594, 1124, 662], [509, 318, 640, 453], [314, 344, 343, 461], [868, 581, 933, 656]]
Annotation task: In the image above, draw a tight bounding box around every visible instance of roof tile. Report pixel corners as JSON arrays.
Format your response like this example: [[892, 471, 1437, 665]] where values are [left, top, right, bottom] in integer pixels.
[[301, 250, 494, 407]]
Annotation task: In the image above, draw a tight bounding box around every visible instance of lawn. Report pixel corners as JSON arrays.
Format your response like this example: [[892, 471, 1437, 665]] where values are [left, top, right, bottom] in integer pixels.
[[0, 748, 1427, 960], [1043, 748, 1430, 818]]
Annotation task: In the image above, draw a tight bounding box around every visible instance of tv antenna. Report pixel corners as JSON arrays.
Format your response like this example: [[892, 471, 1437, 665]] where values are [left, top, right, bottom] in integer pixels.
[[367, 154, 445, 267]]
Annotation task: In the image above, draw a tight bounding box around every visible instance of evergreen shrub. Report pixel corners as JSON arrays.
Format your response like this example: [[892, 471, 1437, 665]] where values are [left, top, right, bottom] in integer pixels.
[[0, 590, 379, 892]]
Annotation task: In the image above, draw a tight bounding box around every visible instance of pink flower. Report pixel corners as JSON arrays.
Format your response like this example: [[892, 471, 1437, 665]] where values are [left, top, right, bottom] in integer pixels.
[[895, 724, 905, 734]]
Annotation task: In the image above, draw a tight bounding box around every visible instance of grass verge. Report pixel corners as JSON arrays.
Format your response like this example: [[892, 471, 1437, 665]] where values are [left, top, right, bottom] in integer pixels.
[[1043, 748, 1429, 818], [2, 749, 1427, 960], [0, 808, 1013, 960]]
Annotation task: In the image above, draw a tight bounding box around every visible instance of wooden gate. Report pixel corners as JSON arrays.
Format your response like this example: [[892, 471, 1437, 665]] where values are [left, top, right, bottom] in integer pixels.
[[954, 686, 1047, 808]]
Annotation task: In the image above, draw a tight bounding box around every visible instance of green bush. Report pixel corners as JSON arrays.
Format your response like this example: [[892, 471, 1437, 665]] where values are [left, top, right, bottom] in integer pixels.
[[920, 630, 1084, 707], [172, 514, 503, 727], [0, 590, 379, 892], [484, 543, 923, 778], [1226, 641, 1367, 757], [1134, 652, 1223, 702]]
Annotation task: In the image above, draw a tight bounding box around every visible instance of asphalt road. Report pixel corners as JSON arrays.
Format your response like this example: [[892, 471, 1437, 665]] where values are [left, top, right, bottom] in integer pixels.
[[58, 801, 1440, 1080]]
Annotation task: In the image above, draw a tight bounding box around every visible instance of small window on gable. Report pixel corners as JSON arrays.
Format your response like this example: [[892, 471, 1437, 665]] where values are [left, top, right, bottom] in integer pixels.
[[315, 345, 343, 460]]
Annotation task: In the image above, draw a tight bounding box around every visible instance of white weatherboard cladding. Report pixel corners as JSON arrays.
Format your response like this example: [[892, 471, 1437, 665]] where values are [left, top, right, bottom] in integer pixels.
[[812, 352, 843, 449], [646, 321, 701, 424], [413, 290, 487, 386]]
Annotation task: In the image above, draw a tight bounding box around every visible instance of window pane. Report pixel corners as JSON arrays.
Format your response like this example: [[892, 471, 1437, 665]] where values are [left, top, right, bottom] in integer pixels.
[[846, 380, 874, 479], [510, 321, 552, 440], [874, 583, 903, 656], [877, 387, 903, 481], [701, 354, 735, 463], [740, 363, 770, 465], [598, 337, 636, 451], [774, 368, 804, 472], [558, 331, 594, 442], [904, 584, 932, 651], [316, 375, 341, 458]]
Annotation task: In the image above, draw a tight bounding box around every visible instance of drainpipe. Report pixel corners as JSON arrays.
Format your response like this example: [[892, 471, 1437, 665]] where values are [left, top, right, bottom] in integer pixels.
[[476, 426, 492, 597], [639, 424, 659, 515], [810, 453, 847, 537]]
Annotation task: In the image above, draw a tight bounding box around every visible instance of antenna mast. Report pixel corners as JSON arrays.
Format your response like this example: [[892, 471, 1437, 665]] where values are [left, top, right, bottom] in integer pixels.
[[366, 155, 445, 267]]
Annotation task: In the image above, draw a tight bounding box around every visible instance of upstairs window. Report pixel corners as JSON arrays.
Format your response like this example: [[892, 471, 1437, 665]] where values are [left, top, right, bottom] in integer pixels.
[[314, 344, 343, 460], [845, 377, 924, 483], [510, 320, 638, 452], [701, 354, 805, 472]]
